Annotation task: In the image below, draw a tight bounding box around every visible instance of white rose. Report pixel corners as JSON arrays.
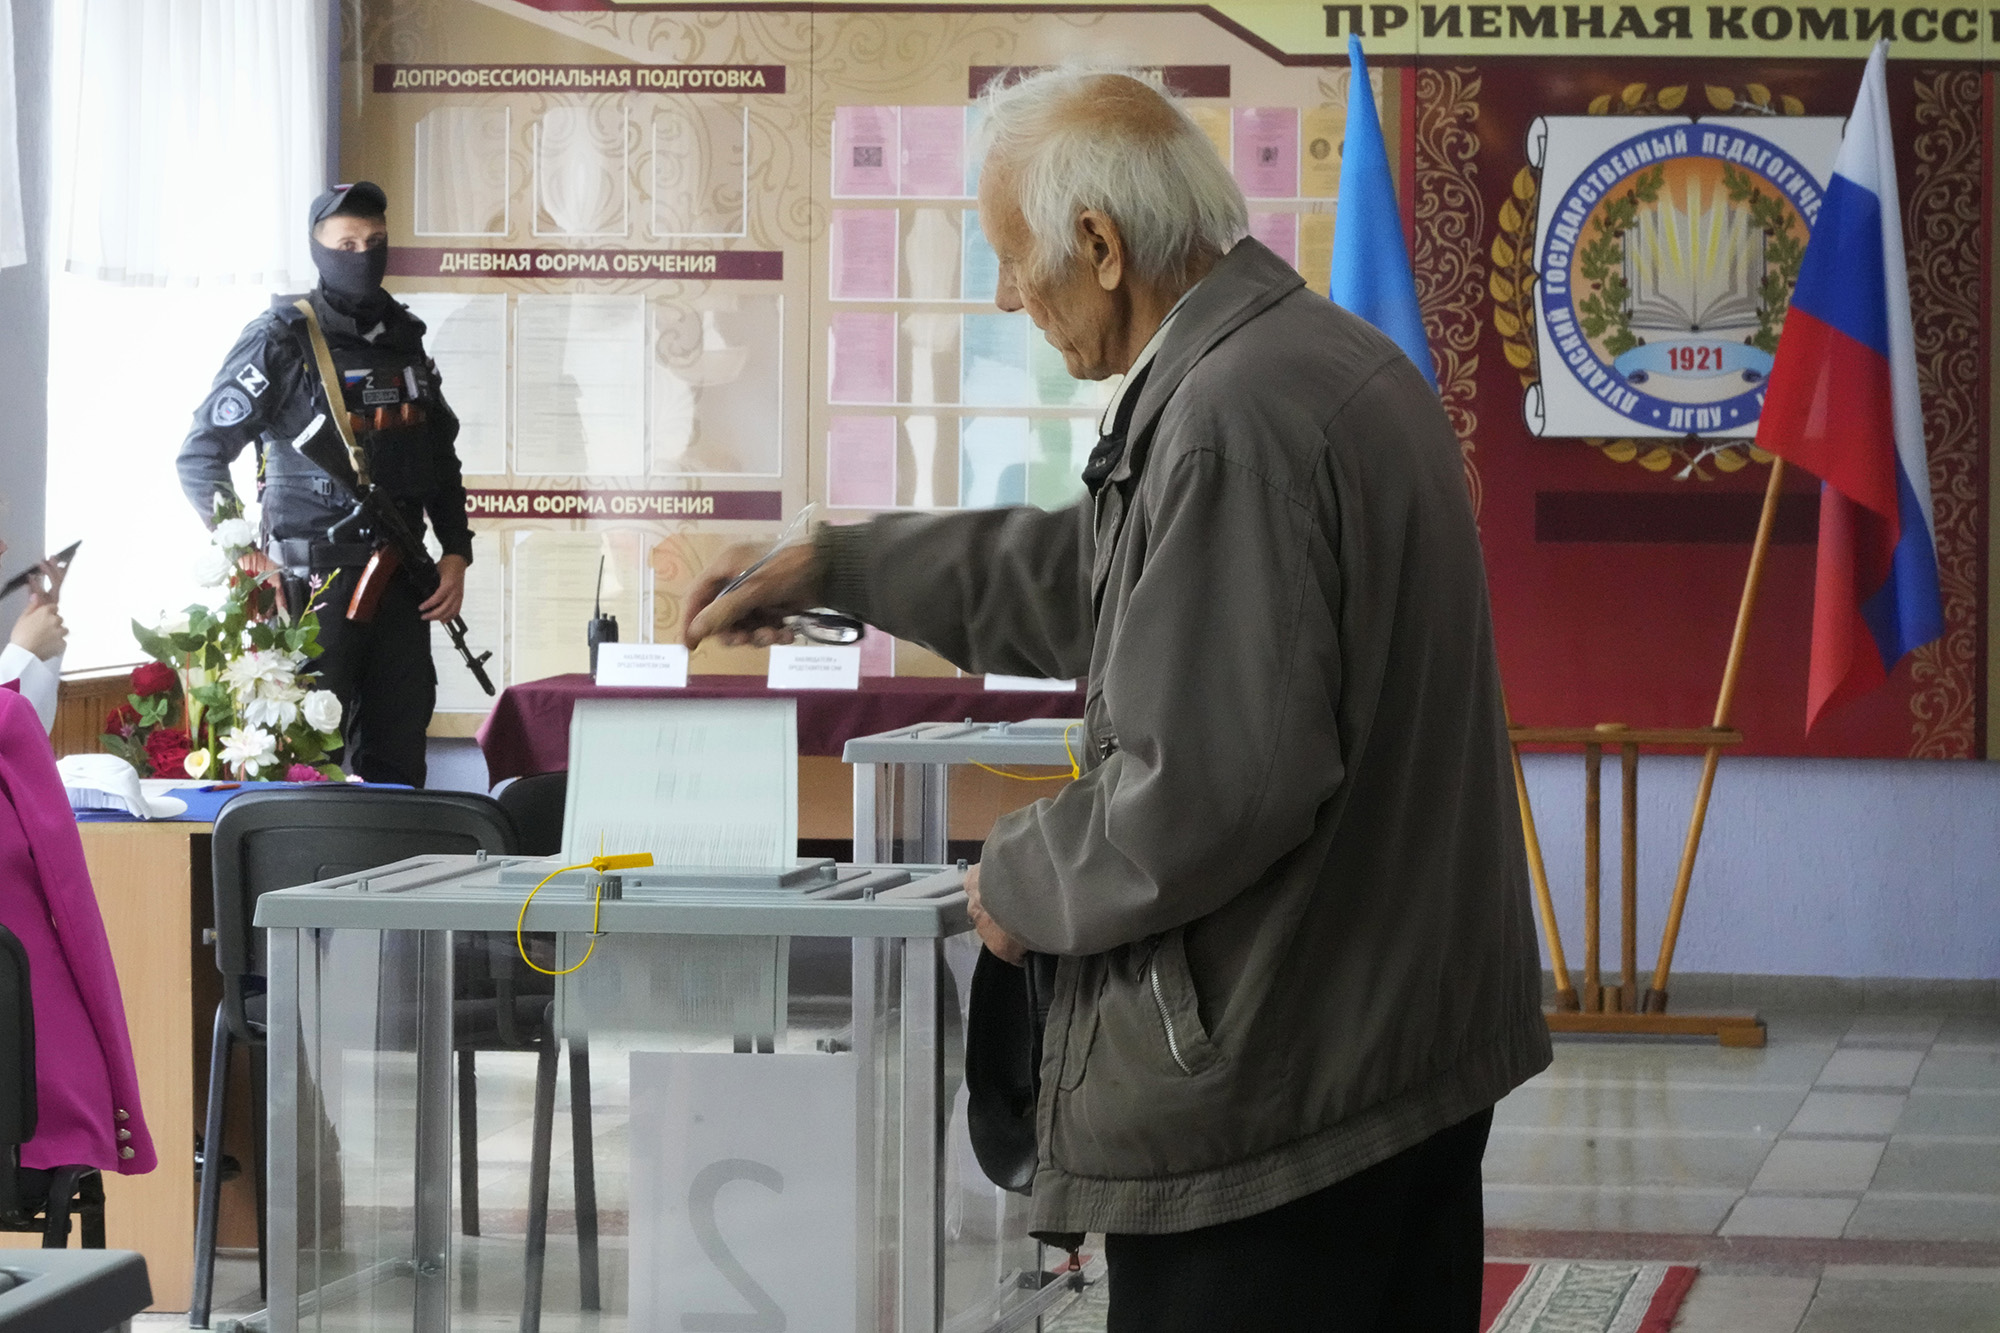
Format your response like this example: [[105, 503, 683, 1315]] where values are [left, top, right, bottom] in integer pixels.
[[192, 546, 234, 588], [302, 690, 342, 734], [218, 725, 278, 774], [183, 749, 212, 779], [212, 518, 257, 551], [157, 610, 192, 636]]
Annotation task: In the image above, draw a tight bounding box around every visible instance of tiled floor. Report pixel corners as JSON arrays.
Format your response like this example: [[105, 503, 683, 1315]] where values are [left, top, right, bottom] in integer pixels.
[[1484, 1010, 2000, 1331], [130, 1009, 2000, 1331]]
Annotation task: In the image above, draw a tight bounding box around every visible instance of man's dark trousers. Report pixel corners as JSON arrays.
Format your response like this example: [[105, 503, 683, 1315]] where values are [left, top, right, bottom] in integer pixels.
[[303, 566, 435, 787], [1104, 1107, 1494, 1332]]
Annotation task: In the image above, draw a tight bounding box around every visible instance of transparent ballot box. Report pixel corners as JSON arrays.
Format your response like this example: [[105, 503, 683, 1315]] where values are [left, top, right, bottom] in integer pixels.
[[845, 720, 1083, 863], [254, 855, 1077, 1332]]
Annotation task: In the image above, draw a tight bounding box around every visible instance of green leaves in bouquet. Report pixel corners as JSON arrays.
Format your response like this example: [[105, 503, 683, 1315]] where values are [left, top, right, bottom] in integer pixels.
[[97, 731, 148, 776], [129, 690, 174, 730]]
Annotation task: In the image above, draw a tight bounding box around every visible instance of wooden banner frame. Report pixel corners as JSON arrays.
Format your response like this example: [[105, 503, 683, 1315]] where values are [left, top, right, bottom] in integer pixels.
[[1509, 459, 1789, 1048]]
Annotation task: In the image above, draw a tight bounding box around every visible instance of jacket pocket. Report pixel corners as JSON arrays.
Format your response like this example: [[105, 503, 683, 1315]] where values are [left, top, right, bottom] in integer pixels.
[[1054, 959, 1102, 1091], [1142, 927, 1221, 1076]]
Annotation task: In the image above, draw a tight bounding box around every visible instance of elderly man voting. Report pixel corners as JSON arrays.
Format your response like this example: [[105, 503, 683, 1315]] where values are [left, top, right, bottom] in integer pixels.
[[685, 69, 1550, 1332]]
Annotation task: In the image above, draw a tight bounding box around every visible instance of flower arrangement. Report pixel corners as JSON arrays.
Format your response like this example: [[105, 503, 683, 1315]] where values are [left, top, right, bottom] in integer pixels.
[[102, 494, 348, 782]]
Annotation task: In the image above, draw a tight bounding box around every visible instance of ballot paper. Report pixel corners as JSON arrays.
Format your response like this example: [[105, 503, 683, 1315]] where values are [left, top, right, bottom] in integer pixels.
[[563, 697, 798, 869]]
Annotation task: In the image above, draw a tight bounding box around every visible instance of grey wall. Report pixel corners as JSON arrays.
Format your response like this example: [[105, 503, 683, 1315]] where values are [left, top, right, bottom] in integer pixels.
[[426, 736, 2000, 982], [0, 0, 49, 633], [1521, 752, 2000, 982]]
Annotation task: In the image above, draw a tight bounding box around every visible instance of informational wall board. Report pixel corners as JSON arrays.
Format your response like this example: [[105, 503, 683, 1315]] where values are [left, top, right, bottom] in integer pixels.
[[349, 2, 1998, 758]]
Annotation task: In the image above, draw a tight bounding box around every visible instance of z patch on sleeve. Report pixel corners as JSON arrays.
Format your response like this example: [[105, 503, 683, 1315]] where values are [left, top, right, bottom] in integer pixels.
[[235, 363, 270, 397], [211, 386, 253, 427]]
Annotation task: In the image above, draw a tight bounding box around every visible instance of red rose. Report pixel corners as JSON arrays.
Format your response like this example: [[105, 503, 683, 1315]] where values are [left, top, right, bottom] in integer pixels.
[[130, 662, 178, 697], [284, 763, 329, 783], [144, 727, 194, 779], [104, 703, 140, 739]]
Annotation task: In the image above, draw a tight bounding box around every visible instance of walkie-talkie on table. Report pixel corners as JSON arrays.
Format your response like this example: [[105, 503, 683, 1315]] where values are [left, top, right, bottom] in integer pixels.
[[586, 556, 618, 675]]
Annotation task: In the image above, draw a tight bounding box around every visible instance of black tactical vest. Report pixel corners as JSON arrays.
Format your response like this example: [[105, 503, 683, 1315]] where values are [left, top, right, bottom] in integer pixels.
[[260, 294, 449, 542]]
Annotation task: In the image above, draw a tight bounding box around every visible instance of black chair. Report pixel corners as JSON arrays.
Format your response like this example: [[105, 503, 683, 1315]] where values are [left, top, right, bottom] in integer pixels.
[[0, 1248, 151, 1331], [495, 772, 567, 857], [0, 922, 106, 1250], [195, 787, 599, 1329]]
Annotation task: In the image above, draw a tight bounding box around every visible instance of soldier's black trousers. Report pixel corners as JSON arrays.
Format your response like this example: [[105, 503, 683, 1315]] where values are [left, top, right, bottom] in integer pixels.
[[302, 566, 435, 788]]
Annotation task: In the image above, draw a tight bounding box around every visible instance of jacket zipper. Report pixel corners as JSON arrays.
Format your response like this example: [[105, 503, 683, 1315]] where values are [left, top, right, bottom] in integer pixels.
[[1148, 952, 1194, 1075]]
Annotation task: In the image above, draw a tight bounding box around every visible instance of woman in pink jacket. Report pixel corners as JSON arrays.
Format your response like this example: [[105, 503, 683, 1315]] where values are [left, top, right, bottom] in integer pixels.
[[0, 684, 155, 1178]]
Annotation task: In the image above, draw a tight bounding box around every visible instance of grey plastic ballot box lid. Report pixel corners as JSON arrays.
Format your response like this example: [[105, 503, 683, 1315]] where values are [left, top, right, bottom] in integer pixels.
[[841, 717, 1083, 767], [252, 855, 973, 938], [0, 1249, 152, 1333]]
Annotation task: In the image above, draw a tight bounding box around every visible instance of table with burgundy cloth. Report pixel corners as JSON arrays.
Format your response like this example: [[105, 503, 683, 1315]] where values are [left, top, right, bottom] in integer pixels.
[[475, 673, 1085, 780]]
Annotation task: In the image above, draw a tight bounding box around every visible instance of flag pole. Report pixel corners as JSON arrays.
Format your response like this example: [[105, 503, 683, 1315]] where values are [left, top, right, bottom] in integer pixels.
[[1645, 455, 1787, 1013]]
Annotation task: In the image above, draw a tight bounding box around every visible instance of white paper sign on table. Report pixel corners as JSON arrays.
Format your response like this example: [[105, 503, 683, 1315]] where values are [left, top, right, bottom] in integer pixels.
[[594, 641, 691, 688], [767, 644, 862, 690], [984, 674, 1076, 691], [628, 1052, 858, 1333]]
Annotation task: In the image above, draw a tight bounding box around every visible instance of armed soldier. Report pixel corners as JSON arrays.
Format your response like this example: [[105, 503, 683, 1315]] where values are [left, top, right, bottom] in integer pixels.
[[177, 182, 473, 787]]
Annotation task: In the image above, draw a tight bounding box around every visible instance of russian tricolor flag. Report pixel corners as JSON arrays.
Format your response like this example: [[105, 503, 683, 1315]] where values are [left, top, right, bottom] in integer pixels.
[[1754, 41, 1942, 730]]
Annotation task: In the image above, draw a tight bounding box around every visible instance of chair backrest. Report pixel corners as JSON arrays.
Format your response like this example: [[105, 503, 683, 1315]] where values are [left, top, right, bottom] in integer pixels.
[[0, 922, 34, 1151], [494, 771, 567, 857], [211, 788, 516, 991]]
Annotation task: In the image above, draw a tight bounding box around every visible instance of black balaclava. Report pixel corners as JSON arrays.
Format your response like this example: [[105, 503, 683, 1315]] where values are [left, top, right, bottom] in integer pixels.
[[307, 181, 391, 316]]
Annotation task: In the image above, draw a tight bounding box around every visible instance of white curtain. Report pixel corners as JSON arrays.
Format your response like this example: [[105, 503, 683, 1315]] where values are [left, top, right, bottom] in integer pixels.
[[53, 0, 327, 288], [0, 0, 25, 270]]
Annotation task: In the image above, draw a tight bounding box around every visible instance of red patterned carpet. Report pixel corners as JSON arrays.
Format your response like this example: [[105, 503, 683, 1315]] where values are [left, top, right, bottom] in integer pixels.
[[1481, 1261, 1698, 1332]]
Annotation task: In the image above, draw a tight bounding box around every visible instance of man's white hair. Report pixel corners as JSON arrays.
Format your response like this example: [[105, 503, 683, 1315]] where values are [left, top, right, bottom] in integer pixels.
[[977, 66, 1248, 287]]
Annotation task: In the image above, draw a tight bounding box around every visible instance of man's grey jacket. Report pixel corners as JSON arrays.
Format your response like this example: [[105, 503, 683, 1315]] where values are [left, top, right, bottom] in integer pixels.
[[819, 237, 1551, 1237]]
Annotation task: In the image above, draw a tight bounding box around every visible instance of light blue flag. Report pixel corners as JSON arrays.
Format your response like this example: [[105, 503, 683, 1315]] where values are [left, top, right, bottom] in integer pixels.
[[1329, 35, 1437, 390]]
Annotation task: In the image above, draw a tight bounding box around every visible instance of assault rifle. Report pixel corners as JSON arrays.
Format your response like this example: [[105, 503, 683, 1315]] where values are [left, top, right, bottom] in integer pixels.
[[288, 414, 496, 696]]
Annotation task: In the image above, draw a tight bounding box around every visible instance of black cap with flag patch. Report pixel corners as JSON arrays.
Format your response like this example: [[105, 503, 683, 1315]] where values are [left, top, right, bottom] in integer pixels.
[[308, 181, 389, 230]]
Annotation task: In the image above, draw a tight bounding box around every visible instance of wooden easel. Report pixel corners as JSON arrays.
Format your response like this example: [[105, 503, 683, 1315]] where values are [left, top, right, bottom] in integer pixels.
[[1508, 459, 1789, 1048]]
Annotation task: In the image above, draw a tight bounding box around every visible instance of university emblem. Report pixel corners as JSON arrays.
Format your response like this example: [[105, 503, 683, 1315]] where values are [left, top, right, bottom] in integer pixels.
[[1523, 112, 1842, 444]]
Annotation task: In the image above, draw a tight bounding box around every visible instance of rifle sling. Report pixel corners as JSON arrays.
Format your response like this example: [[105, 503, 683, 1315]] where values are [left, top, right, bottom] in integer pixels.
[[291, 298, 371, 487]]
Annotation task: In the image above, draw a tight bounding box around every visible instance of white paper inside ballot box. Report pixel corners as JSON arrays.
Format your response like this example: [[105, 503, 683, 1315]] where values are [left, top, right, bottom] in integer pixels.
[[629, 1051, 859, 1332]]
